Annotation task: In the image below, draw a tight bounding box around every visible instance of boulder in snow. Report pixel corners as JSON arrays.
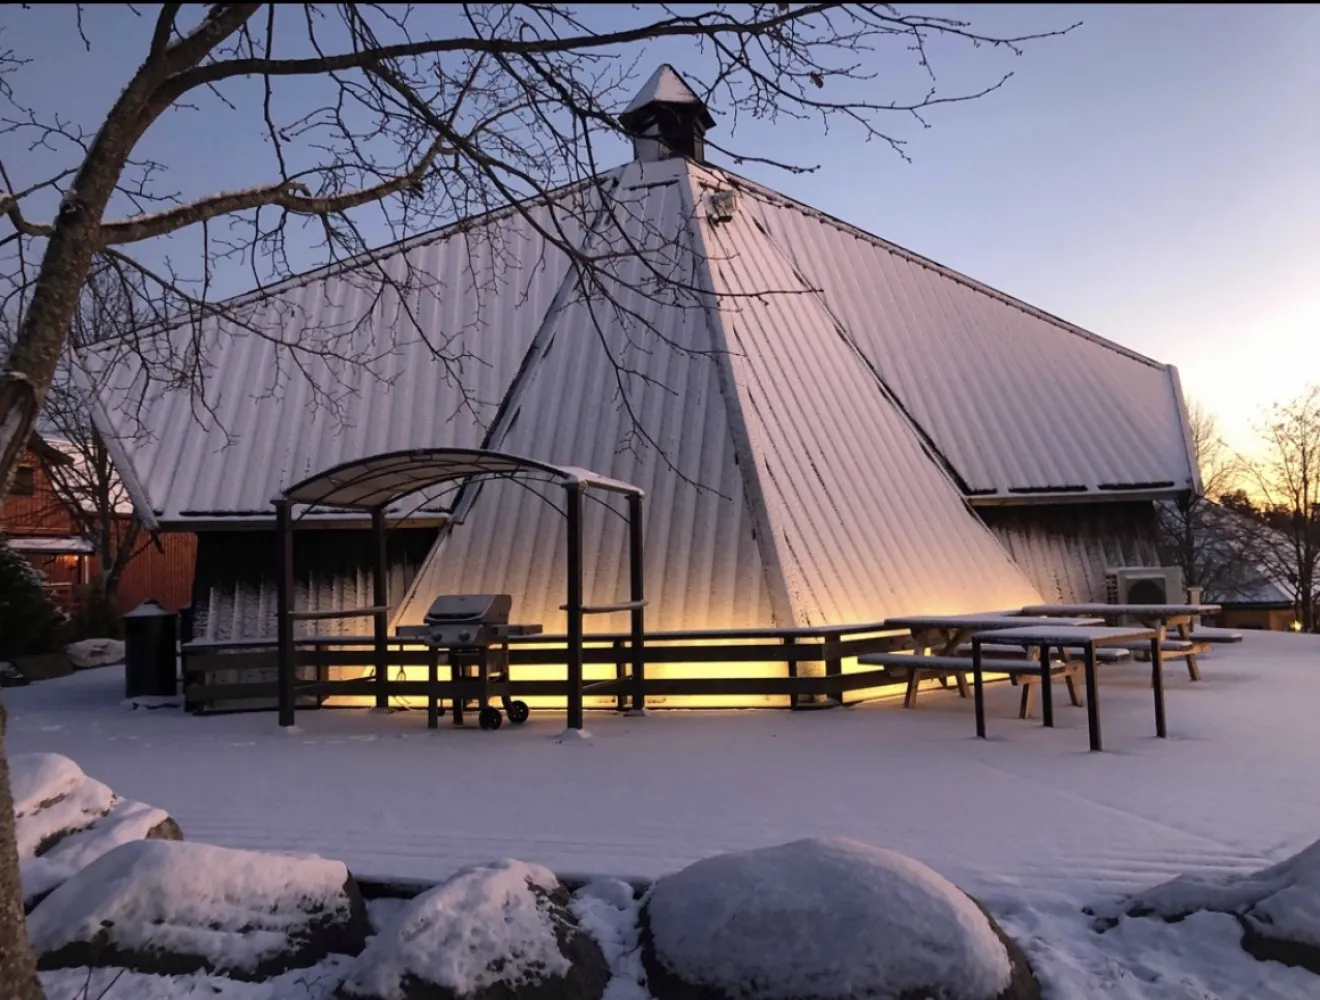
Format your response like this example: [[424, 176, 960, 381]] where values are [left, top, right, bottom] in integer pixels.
[[11, 751, 182, 908], [66, 637, 127, 670], [642, 837, 1039, 1000], [1091, 837, 1320, 974], [28, 839, 370, 980], [12, 752, 116, 858], [338, 859, 610, 1000]]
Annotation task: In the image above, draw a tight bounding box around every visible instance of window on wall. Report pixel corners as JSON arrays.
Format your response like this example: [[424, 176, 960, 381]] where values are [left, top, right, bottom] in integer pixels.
[[12, 466, 35, 496]]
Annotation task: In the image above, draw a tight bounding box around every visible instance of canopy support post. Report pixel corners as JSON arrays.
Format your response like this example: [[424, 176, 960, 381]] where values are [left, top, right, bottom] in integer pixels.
[[627, 492, 646, 714], [371, 507, 389, 711], [275, 500, 296, 728], [565, 482, 584, 730]]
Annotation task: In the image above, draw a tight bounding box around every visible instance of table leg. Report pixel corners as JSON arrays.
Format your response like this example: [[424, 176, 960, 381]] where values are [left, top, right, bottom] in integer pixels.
[[1178, 620, 1201, 682], [973, 638, 986, 739], [1039, 643, 1054, 728], [427, 648, 439, 730], [1151, 633, 1167, 738], [1084, 642, 1102, 752]]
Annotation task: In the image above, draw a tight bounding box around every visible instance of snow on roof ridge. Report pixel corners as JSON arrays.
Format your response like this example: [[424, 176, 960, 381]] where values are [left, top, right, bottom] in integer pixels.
[[691, 163, 1166, 372]]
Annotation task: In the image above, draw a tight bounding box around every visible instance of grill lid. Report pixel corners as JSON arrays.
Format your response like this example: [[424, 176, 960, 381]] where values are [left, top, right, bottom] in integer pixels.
[[423, 593, 512, 625]]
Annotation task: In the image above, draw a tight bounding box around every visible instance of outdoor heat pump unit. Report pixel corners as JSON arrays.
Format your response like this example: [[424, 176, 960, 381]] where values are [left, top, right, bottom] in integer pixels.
[[1105, 566, 1185, 606]]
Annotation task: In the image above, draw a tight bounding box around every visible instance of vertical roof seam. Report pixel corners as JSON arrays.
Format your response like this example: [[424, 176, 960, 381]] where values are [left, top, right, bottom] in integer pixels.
[[678, 162, 796, 628], [744, 209, 975, 498], [392, 172, 631, 628]]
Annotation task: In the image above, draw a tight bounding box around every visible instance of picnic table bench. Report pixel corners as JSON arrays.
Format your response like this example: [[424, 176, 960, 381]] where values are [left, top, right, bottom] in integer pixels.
[[972, 624, 1161, 752], [860, 613, 1104, 710], [1020, 603, 1220, 681]]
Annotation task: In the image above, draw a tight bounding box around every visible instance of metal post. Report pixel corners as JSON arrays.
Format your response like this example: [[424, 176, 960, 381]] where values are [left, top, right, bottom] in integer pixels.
[[1084, 642, 1102, 752], [1150, 633, 1167, 739], [565, 483, 584, 730], [627, 493, 646, 714], [371, 508, 389, 711], [275, 501, 296, 728], [972, 637, 986, 739], [1039, 643, 1054, 728]]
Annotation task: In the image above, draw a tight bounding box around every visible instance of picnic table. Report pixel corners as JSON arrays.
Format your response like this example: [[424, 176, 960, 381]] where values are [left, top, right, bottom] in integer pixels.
[[1020, 603, 1222, 681], [869, 613, 1105, 708], [971, 624, 1160, 752]]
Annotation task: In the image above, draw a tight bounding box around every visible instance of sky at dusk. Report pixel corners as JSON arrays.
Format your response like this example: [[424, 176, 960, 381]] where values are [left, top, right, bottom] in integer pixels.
[[2, 4, 1316, 455]]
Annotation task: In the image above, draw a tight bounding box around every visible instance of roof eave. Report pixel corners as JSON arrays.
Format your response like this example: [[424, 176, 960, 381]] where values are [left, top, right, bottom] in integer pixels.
[[968, 486, 1190, 507]]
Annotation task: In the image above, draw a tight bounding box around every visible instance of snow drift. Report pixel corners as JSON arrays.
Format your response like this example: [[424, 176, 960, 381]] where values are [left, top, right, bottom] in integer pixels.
[[1092, 836, 1320, 974]]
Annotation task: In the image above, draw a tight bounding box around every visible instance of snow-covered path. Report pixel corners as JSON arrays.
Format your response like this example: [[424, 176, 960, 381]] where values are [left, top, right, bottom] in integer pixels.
[[10, 630, 1320, 998]]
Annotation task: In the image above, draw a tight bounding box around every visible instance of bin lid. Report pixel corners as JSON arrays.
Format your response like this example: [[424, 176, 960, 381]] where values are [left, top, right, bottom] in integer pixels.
[[124, 600, 171, 618]]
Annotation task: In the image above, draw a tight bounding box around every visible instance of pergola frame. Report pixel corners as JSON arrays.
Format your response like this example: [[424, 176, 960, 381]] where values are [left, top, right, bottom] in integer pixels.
[[272, 448, 647, 732]]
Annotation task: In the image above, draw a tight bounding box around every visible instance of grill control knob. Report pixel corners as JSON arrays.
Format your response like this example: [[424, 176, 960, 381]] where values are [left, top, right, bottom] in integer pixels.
[[459, 630, 471, 643]]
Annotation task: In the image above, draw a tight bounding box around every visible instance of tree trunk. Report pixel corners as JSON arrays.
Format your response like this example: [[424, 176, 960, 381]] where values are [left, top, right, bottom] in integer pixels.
[[0, 694, 45, 1000]]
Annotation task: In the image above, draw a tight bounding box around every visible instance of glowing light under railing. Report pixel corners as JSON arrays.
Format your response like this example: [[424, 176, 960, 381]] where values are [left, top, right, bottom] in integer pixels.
[[1292, 621, 1303, 632]]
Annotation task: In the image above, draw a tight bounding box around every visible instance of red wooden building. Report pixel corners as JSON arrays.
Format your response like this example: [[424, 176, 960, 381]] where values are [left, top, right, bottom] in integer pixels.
[[1, 435, 195, 615]]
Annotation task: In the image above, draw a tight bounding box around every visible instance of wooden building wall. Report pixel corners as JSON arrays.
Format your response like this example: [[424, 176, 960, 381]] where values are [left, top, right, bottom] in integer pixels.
[[1, 445, 197, 613]]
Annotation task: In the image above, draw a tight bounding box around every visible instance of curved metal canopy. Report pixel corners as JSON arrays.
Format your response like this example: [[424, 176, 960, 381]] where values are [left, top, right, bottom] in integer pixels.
[[279, 447, 644, 511]]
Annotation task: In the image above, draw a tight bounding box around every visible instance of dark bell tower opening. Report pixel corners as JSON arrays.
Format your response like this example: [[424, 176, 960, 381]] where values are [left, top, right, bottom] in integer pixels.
[[618, 64, 716, 165]]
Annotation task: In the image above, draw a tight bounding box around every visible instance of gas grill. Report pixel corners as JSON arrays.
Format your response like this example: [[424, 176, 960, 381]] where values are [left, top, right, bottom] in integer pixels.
[[397, 594, 542, 730]]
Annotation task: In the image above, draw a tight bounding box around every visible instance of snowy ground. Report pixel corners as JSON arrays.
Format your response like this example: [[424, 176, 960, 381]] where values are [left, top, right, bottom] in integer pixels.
[[9, 630, 1320, 999]]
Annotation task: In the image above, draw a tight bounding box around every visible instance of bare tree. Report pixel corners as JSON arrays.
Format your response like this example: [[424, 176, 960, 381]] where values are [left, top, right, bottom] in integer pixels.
[[0, 692, 43, 1000], [0, 4, 1074, 492], [1, 266, 150, 623], [1156, 399, 1249, 597], [0, 6, 1075, 989], [1243, 386, 1320, 632]]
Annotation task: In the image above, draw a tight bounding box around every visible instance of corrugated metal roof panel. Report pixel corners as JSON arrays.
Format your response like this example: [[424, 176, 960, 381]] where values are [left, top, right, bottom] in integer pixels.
[[691, 169, 1041, 625], [397, 160, 775, 632], [82, 179, 618, 524], [980, 504, 1163, 604], [722, 176, 1196, 499]]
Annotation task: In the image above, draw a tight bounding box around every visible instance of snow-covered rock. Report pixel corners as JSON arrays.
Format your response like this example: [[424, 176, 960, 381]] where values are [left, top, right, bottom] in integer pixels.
[[12, 752, 116, 857], [11, 751, 181, 908], [339, 859, 610, 1000], [642, 837, 1039, 1000], [1091, 837, 1320, 974], [28, 840, 370, 980], [23, 798, 182, 905], [66, 637, 126, 669]]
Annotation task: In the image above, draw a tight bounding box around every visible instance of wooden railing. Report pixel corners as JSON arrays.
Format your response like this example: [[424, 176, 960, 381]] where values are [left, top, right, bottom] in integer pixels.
[[180, 622, 914, 716]]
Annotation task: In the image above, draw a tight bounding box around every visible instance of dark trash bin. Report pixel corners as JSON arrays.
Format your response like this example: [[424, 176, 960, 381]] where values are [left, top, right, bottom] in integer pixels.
[[123, 600, 178, 698]]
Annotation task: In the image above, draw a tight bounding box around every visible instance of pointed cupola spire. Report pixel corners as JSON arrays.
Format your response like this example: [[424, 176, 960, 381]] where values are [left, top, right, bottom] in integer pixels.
[[618, 64, 716, 164]]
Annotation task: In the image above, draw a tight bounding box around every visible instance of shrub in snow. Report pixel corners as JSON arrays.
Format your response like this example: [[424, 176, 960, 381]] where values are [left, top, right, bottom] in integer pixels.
[[641, 837, 1040, 1000], [10, 751, 181, 908], [1090, 836, 1320, 975], [338, 859, 610, 1000], [0, 535, 69, 658], [27, 839, 370, 980], [65, 637, 127, 669]]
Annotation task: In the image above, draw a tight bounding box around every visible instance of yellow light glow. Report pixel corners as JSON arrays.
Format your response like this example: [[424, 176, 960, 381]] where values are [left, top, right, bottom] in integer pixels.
[[1292, 620, 1303, 632]]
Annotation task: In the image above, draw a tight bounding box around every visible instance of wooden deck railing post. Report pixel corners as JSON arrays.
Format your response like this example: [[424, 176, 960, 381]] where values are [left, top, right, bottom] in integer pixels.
[[371, 507, 389, 711], [784, 635, 799, 710], [564, 482, 585, 731], [275, 500, 296, 728], [627, 492, 646, 714]]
